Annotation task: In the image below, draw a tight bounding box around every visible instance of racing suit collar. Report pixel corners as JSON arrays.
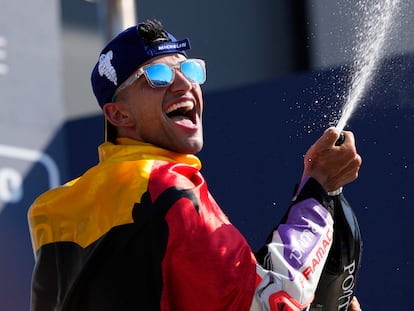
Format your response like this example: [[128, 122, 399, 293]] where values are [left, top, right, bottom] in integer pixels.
[[98, 137, 202, 170]]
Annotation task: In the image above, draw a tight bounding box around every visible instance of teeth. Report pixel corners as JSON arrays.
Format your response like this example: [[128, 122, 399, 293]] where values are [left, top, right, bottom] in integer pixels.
[[166, 101, 194, 114]]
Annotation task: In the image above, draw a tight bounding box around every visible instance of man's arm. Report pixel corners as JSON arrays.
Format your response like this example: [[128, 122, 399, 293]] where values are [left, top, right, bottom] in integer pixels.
[[251, 128, 362, 311], [252, 177, 334, 311]]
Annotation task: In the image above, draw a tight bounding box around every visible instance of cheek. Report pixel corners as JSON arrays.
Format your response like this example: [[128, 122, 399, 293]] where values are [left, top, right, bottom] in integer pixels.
[[130, 86, 165, 113], [133, 96, 166, 126], [194, 87, 204, 111]]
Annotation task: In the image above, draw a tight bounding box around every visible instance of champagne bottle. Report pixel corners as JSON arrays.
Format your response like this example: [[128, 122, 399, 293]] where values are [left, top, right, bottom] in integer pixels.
[[309, 191, 363, 311]]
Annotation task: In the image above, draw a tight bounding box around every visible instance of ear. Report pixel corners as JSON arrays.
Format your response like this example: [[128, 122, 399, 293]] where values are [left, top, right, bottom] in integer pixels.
[[103, 102, 134, 127]]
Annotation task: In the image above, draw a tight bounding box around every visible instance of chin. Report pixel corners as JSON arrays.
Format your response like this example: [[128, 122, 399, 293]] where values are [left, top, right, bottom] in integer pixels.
[[184, 144, 203, 155], [178, 139, 204, 155]]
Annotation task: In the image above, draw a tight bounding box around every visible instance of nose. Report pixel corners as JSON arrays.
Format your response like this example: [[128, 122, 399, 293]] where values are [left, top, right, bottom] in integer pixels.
[[169, 69, 194, 92]]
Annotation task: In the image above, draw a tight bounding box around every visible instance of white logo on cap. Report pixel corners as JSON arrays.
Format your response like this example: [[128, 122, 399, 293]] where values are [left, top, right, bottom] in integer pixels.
[[98, 50, 117, 86]]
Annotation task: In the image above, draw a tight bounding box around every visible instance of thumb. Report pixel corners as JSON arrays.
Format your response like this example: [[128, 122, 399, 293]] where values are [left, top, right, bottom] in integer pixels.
[[320, 127, 341, 147]]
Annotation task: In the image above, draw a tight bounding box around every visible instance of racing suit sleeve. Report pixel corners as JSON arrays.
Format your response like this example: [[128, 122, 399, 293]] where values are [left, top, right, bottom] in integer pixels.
[[251, 177, 334, 311]]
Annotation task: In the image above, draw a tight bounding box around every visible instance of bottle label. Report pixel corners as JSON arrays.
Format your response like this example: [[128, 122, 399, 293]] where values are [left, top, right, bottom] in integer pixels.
[[338, 260, 356, 310]]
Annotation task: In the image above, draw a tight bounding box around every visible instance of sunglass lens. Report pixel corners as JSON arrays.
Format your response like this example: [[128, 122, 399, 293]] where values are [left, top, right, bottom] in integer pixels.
[[145, 64, 174, 87], [181, 60, 205, 84]]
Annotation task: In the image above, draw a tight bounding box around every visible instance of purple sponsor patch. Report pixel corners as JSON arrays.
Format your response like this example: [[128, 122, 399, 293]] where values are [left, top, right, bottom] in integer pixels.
[[277, 198, 330, 270]]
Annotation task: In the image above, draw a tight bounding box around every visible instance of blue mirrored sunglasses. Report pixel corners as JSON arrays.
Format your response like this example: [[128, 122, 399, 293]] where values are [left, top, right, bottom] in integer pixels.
[[113, 58, 206, 99]]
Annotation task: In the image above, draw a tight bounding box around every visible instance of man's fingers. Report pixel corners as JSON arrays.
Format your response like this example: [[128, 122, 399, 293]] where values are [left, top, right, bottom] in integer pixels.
[[321, 127, 341, 147], [350, 296, 362, 311], [341, 130, 356, 149]]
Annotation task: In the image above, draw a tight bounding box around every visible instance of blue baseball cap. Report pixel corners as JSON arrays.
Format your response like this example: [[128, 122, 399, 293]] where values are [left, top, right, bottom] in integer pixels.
[[91, 24, 191, 108]]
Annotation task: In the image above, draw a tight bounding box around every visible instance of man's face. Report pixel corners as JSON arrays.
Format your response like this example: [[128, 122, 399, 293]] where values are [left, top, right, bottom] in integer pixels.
[[113, 53, 204, 154]]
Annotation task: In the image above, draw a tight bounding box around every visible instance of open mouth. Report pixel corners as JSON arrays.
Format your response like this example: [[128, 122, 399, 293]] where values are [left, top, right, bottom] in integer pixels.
[[166, 101, 197, 125]]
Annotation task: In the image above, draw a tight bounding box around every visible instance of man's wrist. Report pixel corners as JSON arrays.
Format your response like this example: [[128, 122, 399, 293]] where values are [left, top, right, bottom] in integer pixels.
[[327, 187, 343, 196]]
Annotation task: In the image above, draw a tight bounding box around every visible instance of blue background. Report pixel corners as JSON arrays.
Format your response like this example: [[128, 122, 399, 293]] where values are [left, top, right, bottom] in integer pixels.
[[1, 53, 413, 310]]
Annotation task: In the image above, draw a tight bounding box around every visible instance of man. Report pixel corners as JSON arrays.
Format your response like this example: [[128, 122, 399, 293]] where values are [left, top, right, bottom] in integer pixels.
[[28, 20, 362, 310]]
